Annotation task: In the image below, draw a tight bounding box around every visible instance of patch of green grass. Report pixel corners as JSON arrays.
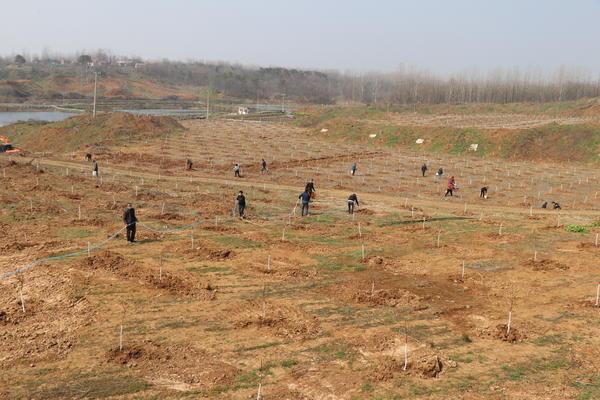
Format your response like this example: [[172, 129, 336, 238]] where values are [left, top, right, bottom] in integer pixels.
[[234, 341, 283, 353], [566, 224, 588, 233], [186, 265, 231, 275], [501, 356, 570, 382], [212, 234, 263, 249], [571, 375, 600, 400], [26, 373, 149, 399], [533, 334, 564, 346], [280, 359, 299, 368], [361, 381, 375, 393], [57, 227, 95, 240], [310, 340, 357, 364]]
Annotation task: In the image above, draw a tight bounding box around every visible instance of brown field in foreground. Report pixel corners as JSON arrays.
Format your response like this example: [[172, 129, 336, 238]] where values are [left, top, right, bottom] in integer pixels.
[[1, 116, 599, 399]]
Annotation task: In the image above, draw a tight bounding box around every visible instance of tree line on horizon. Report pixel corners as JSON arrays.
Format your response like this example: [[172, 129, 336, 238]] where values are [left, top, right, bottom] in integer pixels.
[[1, 51, 599, 105]]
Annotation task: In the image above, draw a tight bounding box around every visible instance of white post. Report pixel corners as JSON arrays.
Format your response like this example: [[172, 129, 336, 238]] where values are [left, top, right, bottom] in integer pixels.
[[595, 283, 600, 307], [499, 223, 503, 235], [595, 233, 598, 247], [507, 302, 513, 335], [119, 325, 123, 351], [191, 233, 194, 249], [92, 72, 98, 118], [267, 255, 271, 271], [361, 243, 365, 260], [78, 204, 81, 220], [20, 289, 25, 313]]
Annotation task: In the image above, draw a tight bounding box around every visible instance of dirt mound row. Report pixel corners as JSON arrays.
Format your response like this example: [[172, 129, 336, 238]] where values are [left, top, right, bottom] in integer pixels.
[[230, 300, 321, 340], [522, 259, 569, 271], [106, 340, 237, 388], [326, 280, 424, 309], [79, 251, 215, 299], [3, 112, 184, 153], [372, 354, 448, 381], [0, 269, 92, 365]]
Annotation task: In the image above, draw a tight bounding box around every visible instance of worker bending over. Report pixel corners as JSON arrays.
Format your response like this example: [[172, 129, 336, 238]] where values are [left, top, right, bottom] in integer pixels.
[[347, 193, 359, 214]]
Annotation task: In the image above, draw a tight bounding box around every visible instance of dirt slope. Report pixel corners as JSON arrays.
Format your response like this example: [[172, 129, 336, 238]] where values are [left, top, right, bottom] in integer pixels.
[[0, 112, 184, 153]]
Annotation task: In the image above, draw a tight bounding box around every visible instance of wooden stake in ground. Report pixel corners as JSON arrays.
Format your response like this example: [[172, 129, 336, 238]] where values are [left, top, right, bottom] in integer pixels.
[[361, 243, 365, 260], [267, 255, 271, 271], [506, 299, 513, 335], [119, 304, 127, 352], [403, 320, 409, 371], [16, 274, 25, 313]]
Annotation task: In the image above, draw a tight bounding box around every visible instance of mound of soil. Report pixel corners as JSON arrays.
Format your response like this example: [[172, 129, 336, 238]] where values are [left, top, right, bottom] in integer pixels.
[[80, 250, 132, 273], [231, 300, 320, 340], [80, 251, 214, 299], [495, 324, 526, 343], [3, 112, 184, 153], [522, 259, 569, 271], [352, 288, 422, 308], [106, 340, 237, 387], [372, 354, 445, 381]]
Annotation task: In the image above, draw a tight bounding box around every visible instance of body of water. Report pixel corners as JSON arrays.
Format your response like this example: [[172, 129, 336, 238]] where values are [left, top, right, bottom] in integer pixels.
[[0, 111, 78, 127]]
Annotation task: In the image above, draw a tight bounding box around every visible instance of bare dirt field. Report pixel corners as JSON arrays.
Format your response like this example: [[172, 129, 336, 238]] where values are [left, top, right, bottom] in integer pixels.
[[1, 115, 599, 399]]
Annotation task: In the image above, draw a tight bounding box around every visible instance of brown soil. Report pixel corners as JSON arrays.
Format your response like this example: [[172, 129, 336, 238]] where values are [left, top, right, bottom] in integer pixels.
[[522, 259, 569, 271], [106, 340, 237, 388], [230, 300, 321, 340]]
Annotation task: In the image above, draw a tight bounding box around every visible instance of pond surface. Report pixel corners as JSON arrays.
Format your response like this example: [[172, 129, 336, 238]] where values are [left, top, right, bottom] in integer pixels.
[[0, 111, 78, 127]]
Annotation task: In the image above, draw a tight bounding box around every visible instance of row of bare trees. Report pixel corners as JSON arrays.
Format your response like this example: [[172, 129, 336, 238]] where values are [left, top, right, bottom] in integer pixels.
[[1, 52, 599, 104]]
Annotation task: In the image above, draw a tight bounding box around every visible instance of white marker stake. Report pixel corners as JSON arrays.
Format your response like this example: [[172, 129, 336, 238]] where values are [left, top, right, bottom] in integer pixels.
[[361, 244, 365, 260], [534, 251, 538, 262], [595, 233, 599, 247], [267, 255, 271, 271], [191, 233, 194, 250], [78, 204, 81, 220], [499, 223, 503, 235], [529, 206, 533, 217], [161, 202, 165, 215], [507, 303, 513, 335], [403, 342, 408, 371], [595, 283, 600, 307], [119, 325, 123, 351], [20, 289, 25, 313], [256, 383, 262, 400]]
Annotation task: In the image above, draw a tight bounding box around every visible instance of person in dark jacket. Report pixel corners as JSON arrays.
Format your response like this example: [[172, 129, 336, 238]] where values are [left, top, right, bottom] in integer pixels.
[[236, 191, 246, 218], [552, 201, 561, 210], [261, 159, 268, 174], [92, 160, 99, 177], [186, 159, 193, 170], [350, 163, 357, 176], [123, 203, 138, 243], [234, 163, 241, 178], [421, 163, 428, 177], [347, 193, 359, 214], [299, 190, 311, 216], [480, 186, 488, 198], [305, 179, 316, 199], [435, 167, 444, 180]]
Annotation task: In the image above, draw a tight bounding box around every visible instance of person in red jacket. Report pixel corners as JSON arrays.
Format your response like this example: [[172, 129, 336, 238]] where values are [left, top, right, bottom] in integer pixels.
[[445, 176, 455, 197]]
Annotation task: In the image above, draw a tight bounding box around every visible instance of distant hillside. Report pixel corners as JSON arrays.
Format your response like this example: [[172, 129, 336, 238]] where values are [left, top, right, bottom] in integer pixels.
[[297, 105, 600, 163], [0, 112, 184, 153]]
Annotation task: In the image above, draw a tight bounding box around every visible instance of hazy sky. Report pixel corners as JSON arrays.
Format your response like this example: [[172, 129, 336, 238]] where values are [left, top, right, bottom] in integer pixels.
[[2, 0, 600, 74]]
